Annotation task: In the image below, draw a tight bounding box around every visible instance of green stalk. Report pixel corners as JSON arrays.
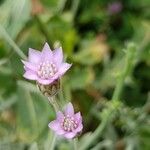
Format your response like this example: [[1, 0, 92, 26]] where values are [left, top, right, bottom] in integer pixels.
[[112, 43, 136, 101], [0, 24, 27, 60], [48, 96, 60, 112], [47, 96, 59, 150], [73, 138, 78, 150], [79, 43, 136, 150], [49, 133, 57, 150]]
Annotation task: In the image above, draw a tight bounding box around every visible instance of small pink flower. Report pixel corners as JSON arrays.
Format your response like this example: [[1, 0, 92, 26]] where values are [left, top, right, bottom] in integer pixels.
[[22, 43, 71, 85], [108, 2, 122, 15], [48, 102, 83, 139]]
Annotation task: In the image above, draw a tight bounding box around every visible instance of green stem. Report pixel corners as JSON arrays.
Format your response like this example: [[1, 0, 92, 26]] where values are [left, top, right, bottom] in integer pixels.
[[58, 79, 65, 106], [48, 96, 59, 113], [0, 24, 27, 60], [50, 133, 57, 150], [73, 138, 78, 150], [47, 96, 59, 150], [79, 43, 136, 150], [112, 43, 136, 101]]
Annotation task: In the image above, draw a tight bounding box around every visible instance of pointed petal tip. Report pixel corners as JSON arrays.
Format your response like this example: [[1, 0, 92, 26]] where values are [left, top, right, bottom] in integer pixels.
[[21, 59, 25, 64], [68, 102, 72, 106], [57, 63, 72, 77], [65, 102, 74, 116], [43, 42, 51, 50], [45, 42, 49, 45], [58, 46, 63, 52], [41, 42, 53, 59], [23, 71, 38, 80], [66, 102, 73, 109], [48, 122, 51, 128], [68, 63, 72, 68], [28, 48, 40, 55], [53, 47, 64, 66]]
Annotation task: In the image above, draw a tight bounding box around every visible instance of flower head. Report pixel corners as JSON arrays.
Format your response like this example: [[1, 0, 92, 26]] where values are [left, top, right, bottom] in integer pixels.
[[108, 2, 122, 15], [48, 102, 83, 139], [22, 43, 71, 85]]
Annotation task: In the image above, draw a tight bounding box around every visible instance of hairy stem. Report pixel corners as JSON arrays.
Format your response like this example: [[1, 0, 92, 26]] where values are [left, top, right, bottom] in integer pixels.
[[79, 43, 136, 150], [112, 43, 136, 101]]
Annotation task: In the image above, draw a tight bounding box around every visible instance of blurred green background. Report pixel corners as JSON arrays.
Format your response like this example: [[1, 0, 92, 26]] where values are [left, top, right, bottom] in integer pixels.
[[0, 0, 150, 149]]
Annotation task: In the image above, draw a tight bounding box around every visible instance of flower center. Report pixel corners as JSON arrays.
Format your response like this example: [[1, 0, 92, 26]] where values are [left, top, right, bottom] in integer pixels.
[[37, 61, 58, 79], [61, 115, 78, 132]]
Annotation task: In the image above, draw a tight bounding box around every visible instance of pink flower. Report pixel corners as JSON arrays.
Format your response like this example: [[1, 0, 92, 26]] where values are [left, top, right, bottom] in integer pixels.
[[48, 103, 83, 139], [22, 43, 71, 85], [108, 2, 122, 15]]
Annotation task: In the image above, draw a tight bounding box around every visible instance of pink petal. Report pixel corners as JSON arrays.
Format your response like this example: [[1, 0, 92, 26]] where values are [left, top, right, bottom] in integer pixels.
[[53, 47, 63, 67], [24, 65, 30, 71], [55, 129, 66, 135], [64, 132, 76, 139], [37, 78, 54, 85], [28, 48, 41, 64], [58, 63, 72, 77], [41, 42, 53, 60], [21, 60, 37, 71], [74, 123, 83, 133], [48, 120, 60, 131], [64, 102, 74, 116], [74, 112, 82, 122], [56, 111, 64, 122], [23, 71, 38, 80], [51, 74, 59, 81], [48, 120, 65, 135]]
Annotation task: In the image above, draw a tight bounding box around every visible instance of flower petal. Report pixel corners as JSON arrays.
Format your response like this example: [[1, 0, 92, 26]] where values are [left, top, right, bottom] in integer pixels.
[[41, 42, 53, 60], [55, 129, 66, 135], [23, 71, 38, 80], [21, 60, 37, 71], [74, 112, 82, 122], [53, 47, 63, 67], [51, 74, 59, 81], [56, 111, 64, 122], [48, 120, 65, 135], [74, 123, 83, 133], [37, 78, 54, 85], [64, 132, 76, 139], [48, 120, 60, 131], [64, 102, 74, 116], [58, 63, 72, 77], [28, 48, 41, 64]]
